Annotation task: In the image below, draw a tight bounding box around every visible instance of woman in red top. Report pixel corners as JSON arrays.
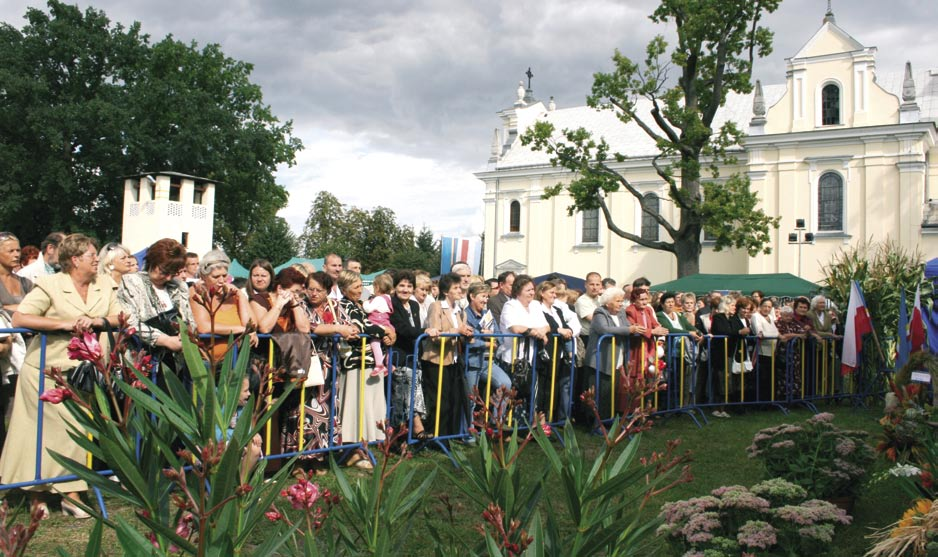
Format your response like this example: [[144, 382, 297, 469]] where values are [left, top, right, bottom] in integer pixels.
[[624, 287, 669, 378]]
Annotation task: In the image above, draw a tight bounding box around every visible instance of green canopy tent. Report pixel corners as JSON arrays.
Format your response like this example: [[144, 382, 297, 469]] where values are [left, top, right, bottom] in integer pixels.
[[273, 257, 325, 274], [651, 273, 822, 297], [228, 258, 250, 279]]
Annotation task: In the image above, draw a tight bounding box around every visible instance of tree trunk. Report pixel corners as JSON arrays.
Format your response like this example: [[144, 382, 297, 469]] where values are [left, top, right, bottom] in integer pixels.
[[674, 238, 700, 278]]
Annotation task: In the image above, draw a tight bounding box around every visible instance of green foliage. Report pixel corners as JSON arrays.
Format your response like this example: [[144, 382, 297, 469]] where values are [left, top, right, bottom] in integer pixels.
[[529, 421, 690, 557], [242, 216, 297, 267], [300, 191, 441, 273], [329, 431, 438, 555], [520, 0, 782, 276], [746, 413, 875, 499], [0, 0, 302, 255], [820, 238, 927, 367], [658, 478, 852, 556], [50, 320, 300, 556]]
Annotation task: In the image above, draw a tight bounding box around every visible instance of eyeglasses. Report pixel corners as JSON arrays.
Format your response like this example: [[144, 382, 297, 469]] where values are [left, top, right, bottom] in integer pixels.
[[307, 286, 326, 294]]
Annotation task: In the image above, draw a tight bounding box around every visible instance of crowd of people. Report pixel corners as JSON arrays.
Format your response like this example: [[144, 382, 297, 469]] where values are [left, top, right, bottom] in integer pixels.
[[0, 231, 844, 519]]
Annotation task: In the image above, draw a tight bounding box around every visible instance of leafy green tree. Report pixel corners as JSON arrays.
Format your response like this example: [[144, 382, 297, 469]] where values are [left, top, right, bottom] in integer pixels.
[[521, 0, 782, 277], [242, 216, 297, 267], [300, 192, 441, 272], [0, 1, 301, 255]]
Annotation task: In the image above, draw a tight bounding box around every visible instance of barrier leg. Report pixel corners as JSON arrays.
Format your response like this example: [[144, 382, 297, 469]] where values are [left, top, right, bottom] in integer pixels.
[[610, 338, 617, 421], [434, 339, 445, 438], [548, 338, 558, 423]]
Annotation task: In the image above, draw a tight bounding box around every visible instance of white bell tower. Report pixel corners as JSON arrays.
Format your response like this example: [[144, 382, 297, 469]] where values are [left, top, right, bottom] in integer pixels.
[[121, 172, 216, 255]]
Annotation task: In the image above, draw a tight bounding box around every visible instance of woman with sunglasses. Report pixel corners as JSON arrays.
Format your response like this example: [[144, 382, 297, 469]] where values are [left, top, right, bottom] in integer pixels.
[[96, 242, 135, 287]]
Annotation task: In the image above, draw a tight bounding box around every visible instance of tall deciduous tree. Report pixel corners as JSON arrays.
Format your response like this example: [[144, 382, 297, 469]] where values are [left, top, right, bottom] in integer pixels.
[[0, 1, 301, 257], [300, 191, 441, 273], [521, 0, 781, 277], [242, 216, 297, 267]]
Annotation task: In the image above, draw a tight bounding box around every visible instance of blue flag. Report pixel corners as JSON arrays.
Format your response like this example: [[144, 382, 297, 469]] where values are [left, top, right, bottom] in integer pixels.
[[896, 289, 910, 370], [926, 292, 938, 356]]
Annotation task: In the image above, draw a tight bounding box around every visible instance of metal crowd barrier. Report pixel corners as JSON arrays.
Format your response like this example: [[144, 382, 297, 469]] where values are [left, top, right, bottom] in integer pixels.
[[0, 324, 876, 498]]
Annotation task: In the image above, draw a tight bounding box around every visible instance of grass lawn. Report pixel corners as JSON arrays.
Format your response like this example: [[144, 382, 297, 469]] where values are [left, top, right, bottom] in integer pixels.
[[10, 400, 911, 555]]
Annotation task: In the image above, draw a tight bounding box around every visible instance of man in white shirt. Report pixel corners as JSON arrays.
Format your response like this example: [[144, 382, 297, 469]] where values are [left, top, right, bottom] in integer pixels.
[[575, 272, 603, 340], [17, 232, 64, 282], [324, 253, 343, 300]]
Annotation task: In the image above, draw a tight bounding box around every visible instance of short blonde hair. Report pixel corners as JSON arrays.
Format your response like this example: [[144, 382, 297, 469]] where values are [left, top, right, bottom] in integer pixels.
[[336, 270, 361, 294], [415, 274, 432, 289], [97, 242, 130, 275]]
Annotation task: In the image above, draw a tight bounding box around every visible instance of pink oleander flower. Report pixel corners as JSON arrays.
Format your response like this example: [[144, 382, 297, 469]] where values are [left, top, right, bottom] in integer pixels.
[[67, 330, 103, 362], [175, 512, 194, 539], [265, 509, 283, 522], [39, 387, 73, 404], [281, 477, 321, 510]]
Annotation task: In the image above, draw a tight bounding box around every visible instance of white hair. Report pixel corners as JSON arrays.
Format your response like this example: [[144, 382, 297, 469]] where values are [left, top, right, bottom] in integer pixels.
[[599, 287, 625, 307], [97, 242, 130, 275]]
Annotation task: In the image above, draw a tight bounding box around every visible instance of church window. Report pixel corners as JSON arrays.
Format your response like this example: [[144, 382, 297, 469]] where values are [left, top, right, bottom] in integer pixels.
[[581, 208, 599, 243], [818, 172, 844, 231], [821, 83, 840, 125], [641, 193, 659, 241], [509, 200, 521, 233]]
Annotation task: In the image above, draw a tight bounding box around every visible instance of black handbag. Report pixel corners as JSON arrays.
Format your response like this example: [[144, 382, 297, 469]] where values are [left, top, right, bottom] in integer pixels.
[[510, 337, 534, 396], [67, 322, 126, 408], [144, 307, 180, 336]]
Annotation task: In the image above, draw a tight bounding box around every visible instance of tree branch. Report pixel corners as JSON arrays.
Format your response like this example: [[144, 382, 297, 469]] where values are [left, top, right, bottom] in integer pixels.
[[651, 154, 690, 211], [596, 194, 674, 252], [593, 161, 677, 237]]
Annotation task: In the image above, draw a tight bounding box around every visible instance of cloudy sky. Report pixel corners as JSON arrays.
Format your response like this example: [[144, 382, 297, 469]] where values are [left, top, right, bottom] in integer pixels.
[[2, 0, 935, 239]]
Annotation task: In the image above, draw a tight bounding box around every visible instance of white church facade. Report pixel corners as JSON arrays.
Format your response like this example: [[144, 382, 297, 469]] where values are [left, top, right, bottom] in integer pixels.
[[476, 12, 938, 284]]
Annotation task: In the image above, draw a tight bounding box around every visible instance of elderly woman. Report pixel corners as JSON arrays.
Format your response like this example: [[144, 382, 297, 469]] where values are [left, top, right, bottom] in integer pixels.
[[388, 270, 436, 440], [750, 298, 779, 401], [775, 303, 810, 399], [422, 273, 473, 437], [337, 271, 393, 467], [0, 232, 32, 313], [274, 271, 356, 471], [244, 259, 274, 299], [118, 238, 196, 376], [464, 282, 512, 419], [189, 249, 257, 363], [96, 242, 134, 287], [656, 291, 701, 404], [496, 274, 550, 426], [807, 295, 839, 339], [533, 280, 575, 421], [585, 288, 641, 421], [1, 234, 121, 519], [0, 232, 32, 441]]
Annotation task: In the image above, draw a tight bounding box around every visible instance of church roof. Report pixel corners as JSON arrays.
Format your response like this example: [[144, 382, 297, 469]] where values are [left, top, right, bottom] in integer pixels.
[[494, 68, 938, 170]]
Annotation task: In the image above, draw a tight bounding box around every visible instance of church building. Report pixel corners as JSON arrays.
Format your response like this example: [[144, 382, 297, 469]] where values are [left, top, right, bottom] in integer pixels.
[[475, 8, 938, 284]]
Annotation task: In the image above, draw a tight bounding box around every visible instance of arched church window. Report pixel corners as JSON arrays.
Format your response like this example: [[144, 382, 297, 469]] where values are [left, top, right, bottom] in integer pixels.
[[509, 200, 521, 233], [581, 208, 599, 243], [818, 172, 844, 231], [641, 193, 659, 241], [822, 83, 840, 125]]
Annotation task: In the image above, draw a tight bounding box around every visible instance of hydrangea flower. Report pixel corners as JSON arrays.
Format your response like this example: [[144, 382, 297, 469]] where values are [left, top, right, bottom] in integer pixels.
[[737, 520, 777, 550]]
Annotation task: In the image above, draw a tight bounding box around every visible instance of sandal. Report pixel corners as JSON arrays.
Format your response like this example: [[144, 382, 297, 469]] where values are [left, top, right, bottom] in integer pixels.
[[414, 430, 434, 441]]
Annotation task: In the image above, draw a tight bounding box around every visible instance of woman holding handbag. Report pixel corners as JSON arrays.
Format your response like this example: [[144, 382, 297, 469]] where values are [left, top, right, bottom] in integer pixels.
[[1, 234, 122, 519], [336, 271, 394, 468], [586, 288, 641, 424], [117, 238, 196, 377], [422, 272, 473, 438]]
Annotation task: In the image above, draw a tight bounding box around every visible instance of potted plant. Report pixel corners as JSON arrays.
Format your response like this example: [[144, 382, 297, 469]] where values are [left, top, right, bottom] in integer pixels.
[[747, 413, 875, 506]]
